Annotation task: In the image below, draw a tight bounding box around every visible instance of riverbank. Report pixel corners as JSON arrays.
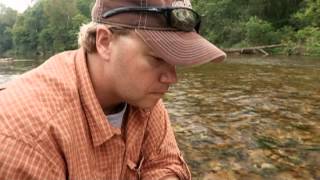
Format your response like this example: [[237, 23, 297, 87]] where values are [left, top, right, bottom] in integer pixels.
[[223, 43, 320, 57], [0, 57, 14, 62]]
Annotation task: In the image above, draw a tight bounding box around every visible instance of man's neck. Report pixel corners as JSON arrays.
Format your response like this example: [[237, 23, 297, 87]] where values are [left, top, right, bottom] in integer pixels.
[[86, 52, 123, 115]]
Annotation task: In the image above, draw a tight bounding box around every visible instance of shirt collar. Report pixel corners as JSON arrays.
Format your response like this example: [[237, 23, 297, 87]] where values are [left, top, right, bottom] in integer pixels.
[[75, 48, 115, 147]]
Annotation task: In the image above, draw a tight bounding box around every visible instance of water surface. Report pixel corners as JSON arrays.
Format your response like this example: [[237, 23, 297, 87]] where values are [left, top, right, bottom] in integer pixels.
[[164, 55, 320, 180]]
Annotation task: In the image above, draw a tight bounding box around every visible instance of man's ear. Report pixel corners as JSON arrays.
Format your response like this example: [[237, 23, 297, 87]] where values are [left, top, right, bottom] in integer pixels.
[[96, 25, 113, 61]]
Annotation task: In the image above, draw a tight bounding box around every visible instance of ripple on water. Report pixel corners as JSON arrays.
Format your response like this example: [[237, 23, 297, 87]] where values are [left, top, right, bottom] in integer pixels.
[[166, 57, 320, 179]]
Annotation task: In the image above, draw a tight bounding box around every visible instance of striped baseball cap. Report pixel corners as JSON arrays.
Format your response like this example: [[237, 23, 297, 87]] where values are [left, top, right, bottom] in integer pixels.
[[92, 0, 226, 66]]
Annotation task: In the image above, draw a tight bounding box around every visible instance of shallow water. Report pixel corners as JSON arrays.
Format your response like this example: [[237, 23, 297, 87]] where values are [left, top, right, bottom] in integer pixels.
[[1, 56, 320, 179], [0, 60, 40, 84], [164, 55, 320, 180]]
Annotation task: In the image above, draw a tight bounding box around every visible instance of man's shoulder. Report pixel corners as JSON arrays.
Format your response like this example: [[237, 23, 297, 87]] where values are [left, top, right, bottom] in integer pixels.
[[0, 50, 81, 140], [0, 49, 80, 109], [48, 49, 79, 63]]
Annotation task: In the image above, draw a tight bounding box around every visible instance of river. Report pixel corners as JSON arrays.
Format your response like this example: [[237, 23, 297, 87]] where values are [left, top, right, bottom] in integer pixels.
[[1, 56, 320, 180]]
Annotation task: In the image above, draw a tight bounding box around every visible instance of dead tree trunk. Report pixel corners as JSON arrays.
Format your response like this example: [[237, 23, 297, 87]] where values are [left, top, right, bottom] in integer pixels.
[[223, 44, 285, 56]]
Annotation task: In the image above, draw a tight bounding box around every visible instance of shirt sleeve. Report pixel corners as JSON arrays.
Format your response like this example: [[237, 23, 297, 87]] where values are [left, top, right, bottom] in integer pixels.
[[140, 101, 191, 180], [0, 134, 64, 180]]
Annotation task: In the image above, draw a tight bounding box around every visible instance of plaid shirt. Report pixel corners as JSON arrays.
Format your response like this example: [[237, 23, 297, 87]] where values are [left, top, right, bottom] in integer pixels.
[[0, 48, 191, 180]]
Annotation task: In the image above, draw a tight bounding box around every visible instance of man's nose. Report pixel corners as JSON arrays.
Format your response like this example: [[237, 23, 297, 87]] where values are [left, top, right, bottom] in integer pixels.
[[160, 65, 178, 84]]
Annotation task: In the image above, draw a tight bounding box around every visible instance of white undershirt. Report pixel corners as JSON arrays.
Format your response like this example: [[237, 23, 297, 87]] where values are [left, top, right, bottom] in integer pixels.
[[106, 103, 127, 128]]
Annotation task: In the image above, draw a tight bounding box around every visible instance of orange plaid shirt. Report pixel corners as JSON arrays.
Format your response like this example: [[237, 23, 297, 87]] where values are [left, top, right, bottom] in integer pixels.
[[0, 48, 191, 180]]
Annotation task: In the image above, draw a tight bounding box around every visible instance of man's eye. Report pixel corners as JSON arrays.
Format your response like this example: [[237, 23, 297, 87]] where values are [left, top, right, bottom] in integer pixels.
[[153, 57, 163, 61], [148, 55, 165, 66]]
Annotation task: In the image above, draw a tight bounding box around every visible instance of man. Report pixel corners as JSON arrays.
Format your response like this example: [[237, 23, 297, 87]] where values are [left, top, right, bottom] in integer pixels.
[[0, 0, 226, 179]]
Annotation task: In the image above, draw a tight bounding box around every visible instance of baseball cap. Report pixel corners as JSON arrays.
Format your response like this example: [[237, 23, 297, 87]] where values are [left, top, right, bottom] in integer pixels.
[[92, 0, 226, 66]]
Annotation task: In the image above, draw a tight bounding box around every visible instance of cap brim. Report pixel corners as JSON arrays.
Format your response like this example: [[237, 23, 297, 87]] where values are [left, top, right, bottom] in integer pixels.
[[135, 30, 226, 67]]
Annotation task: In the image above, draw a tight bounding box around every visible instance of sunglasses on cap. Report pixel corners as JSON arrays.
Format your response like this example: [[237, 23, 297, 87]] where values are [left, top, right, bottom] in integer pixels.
[[102, 6, 201, 33]]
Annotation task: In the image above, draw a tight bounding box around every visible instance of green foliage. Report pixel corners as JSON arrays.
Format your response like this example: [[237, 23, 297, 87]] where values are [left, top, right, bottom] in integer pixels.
[[76, 0, 93, 18], [11, 2, 47, 57], [192, 0, 249, 47], [43, 0, 78, 52], [0, 4, 17, 57], [294, 0, 320, 27], [192, 0, 302, 48], [245, 16, 280, 45], [0, 0, 90, 58], [296, 27, 320, 55], [0, 0, 320, 57], [191, 0, 319, 56], [247, 0, 303, 28]]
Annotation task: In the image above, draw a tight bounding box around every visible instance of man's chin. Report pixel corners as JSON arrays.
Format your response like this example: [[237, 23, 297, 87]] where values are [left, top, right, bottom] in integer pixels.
[[133, 98, 161, 109]]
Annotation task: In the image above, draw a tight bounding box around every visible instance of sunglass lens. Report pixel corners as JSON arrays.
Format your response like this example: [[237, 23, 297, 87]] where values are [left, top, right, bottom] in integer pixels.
[[171, 9, 198, 31]]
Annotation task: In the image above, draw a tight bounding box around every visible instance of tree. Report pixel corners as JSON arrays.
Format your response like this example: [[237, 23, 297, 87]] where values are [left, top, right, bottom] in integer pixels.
[[248, 0, 303, 28], [11, 1, 48, 57], [0, 4, 17, 57], [245, 16, 280, 45], [43, 0, 79, 52], [10, 0, 90, 57], [295, 0, 320, 27], [76, 0, 93, 18]]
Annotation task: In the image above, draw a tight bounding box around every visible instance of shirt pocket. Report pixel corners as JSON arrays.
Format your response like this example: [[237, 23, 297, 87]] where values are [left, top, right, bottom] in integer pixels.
[[126, 156, 145, 180]]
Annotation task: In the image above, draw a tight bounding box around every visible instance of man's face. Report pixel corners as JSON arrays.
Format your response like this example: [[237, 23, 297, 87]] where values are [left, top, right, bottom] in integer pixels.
[[107, 31, 178, 109]]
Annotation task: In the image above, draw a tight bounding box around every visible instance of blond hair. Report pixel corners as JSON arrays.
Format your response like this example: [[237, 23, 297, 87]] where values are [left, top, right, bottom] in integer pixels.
[[78, 22, 130, 53]]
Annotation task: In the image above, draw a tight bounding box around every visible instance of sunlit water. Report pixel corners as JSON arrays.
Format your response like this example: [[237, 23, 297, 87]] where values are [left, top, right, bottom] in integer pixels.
[[1, 56, 320, 180]]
